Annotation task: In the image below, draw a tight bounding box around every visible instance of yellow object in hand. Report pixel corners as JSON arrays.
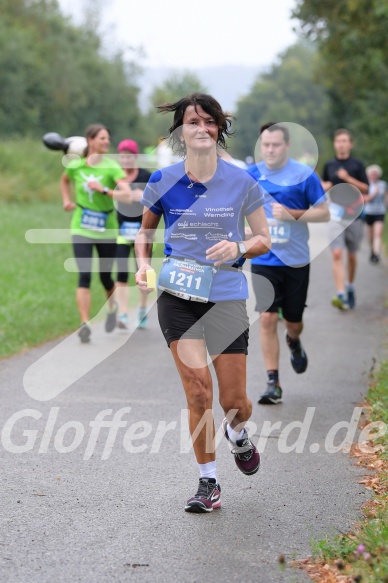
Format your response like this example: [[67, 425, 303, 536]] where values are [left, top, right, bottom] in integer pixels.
[[146, 269, 156, 289]]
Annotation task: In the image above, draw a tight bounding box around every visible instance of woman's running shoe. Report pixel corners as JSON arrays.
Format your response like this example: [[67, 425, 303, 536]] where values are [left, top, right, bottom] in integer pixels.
[[185, 478, 221, 513], [78, 323, 91, 343], [137, 307, 148, 329], [117, 313, 129, 329], [105, 302, 118, 332], [222, 419, 260, 475]]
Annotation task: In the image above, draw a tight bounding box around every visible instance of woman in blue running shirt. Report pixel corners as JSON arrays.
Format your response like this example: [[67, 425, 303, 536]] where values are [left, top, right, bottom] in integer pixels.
[[135, 93, 271, 513]]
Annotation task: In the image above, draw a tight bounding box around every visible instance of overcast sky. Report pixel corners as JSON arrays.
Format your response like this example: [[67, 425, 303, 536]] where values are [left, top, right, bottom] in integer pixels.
[[57, 0, 298, 69]]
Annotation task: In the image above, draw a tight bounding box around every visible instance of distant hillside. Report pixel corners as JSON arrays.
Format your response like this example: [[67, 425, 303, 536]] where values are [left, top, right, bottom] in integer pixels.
[[139, 65, 263, 113]]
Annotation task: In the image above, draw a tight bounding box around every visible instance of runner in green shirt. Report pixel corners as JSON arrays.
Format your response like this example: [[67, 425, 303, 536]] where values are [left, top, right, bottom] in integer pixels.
[[60, 124, 131, 343]]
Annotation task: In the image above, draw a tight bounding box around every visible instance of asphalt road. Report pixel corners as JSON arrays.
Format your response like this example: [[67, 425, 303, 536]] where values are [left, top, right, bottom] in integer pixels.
[[0, 231, 387, 583]]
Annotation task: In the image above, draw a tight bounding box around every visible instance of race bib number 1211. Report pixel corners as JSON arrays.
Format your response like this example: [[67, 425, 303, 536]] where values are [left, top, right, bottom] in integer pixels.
[[158, 258, 215, 302]]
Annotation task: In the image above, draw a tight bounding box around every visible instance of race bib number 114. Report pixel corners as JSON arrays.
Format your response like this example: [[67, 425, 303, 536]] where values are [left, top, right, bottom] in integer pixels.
[[268, 218, 290, 243]]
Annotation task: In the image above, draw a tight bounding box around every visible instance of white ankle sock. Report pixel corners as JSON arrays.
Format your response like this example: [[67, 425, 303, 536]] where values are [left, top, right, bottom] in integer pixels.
[[227, 423, 245, 444], [198, 461, 217, 481]]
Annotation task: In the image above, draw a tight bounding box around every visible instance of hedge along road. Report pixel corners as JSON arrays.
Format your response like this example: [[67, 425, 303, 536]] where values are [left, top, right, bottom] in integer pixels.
[[0, 227, 387, 583]]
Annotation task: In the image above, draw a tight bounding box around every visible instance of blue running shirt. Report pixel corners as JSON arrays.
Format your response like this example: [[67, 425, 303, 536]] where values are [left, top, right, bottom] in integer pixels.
[[247, 159, 326, 267], [141, 158, 264, 301]]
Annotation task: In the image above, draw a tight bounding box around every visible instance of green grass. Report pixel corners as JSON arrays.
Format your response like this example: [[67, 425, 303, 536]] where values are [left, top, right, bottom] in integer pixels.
[[1, 202, 101, 357], [0, 139, 62, 203], [383, 214, 388, 250], [0, 202, 162, 359]]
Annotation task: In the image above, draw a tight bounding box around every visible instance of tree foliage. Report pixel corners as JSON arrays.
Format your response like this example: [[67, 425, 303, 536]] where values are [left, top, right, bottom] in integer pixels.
[[0, 0, 142, 142], [293, 0, 388, 166], [232, 42, 330, 162]]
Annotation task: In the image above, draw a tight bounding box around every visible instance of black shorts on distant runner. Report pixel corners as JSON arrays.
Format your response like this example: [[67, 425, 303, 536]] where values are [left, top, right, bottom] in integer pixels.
[[157, 292, 249, 355], [251, 264, 310, 323], [365, 213, 385, 226]]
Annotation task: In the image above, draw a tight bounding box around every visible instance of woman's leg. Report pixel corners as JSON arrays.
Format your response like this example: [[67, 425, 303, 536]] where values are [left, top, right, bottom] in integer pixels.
[[136, 242, 153, 327], [213, 354, 251, 430], [170, 338, 215, 464], [95, 240, 117, 308], [116, 243, 130, 318], [72, 236, 93, 323], [76, 288, 91, 324], [139, 289, 148, 309], [214, 352, 260, 476], [367, 223, 373, 253], [136, 242, 153, 307], [372, 220, 384, 257]]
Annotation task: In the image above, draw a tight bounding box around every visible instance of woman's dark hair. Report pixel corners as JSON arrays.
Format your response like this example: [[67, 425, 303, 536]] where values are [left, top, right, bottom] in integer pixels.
[[83, 124, 110, 157], [157, 93, 234, 157]]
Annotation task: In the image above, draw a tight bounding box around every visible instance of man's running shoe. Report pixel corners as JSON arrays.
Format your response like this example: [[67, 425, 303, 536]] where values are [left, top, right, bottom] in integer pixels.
[[222, 419, 260, 475], [346, 288, 356, 309], [105, 302, 118, 332], [184, 478, 221, 513], [78, 323, 91, 343], [331, 294, 349, 311], [137, 306, 147, 329], [117, 313, 129, 329], [285, 333, 308, 374], [258, 380, 282, 405]]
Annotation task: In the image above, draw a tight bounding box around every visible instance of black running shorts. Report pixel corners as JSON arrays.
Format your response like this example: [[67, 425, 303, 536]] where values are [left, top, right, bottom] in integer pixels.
[[365, 213, 385, 226], [157, 292, 249, 355], [251, 263, 310, 323]]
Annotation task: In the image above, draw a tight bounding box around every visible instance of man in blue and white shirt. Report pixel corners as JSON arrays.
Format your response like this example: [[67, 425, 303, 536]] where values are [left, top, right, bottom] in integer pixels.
[[248, 122, 329, 405]]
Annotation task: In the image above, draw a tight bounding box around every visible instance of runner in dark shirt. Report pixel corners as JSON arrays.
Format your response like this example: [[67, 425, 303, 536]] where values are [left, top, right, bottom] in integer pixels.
[[321, 129, 368, 310], [115, 140, 152, 330]]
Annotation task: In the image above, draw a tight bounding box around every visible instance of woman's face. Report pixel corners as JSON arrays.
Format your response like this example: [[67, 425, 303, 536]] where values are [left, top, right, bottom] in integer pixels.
[[181, 105, 219, 153], [88, 129, 110, 154], [119, 151, 137, 170]]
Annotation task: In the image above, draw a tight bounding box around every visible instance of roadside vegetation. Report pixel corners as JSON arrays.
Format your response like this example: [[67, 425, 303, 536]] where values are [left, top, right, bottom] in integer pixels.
[[1, 200, 100, 358], [294, 230, 388, 582]]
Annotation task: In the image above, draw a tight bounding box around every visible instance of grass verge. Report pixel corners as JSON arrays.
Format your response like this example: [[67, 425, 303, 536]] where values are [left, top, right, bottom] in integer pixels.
[[294, 225, 388, 582], [0, 202, 160, 359], [0, 139, 62, 203], [1, 202, 102, 358], [295, 362, 388, 582]]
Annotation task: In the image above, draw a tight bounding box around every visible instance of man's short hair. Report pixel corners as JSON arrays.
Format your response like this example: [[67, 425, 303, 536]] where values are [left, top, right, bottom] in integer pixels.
[[333, 128, 353, 140], [260, 122, 290, 143]]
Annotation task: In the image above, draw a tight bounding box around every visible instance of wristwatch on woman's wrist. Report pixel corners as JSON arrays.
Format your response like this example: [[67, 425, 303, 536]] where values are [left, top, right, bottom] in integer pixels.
[[102, 187, 110, 195], [236, 241, 247, 258]]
